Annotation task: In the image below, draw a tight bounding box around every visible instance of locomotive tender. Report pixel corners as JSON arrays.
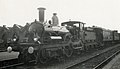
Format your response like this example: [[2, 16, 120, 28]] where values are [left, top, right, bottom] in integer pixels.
[[5, 7, 120, 64]]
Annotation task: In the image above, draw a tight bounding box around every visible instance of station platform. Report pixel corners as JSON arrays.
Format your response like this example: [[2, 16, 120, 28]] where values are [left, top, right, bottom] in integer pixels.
[[103, 53, 120, 69], [0, 51, 19, 61]]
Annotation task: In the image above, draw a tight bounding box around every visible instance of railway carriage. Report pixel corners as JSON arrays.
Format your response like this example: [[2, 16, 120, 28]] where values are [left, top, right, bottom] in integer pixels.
[[112, 30, 120, 43], [92, 27, 120, 45], [84, 27, 98, 49], [102, 29, 113, 43]]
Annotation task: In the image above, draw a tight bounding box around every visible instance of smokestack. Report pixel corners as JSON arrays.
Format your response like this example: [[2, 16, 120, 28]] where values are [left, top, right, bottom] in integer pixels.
[[37, 7, 46, 23]]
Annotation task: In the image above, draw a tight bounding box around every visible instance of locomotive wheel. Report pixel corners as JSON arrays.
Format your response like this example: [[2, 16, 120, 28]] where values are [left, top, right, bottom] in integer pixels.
[[18, 49, 35, 63], [64, 34, 71, 42], [24, 50, 31, 63], [18, 53, 24, 62], [18, 52, 30, 63], [38, 49, 48, 64], [63, 46, 73, 57]]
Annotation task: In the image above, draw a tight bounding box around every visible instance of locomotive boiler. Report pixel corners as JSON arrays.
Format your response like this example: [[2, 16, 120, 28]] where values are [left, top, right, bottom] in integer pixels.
[[28, 20, 71, 44]]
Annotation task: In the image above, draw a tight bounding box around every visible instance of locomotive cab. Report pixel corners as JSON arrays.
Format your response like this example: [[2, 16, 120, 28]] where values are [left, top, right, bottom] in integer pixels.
[[61, 21, 85, 41]]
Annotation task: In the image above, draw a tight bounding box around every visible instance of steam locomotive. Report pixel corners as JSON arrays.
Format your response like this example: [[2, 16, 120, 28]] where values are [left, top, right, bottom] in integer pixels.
[[4, 7, 120, 64]]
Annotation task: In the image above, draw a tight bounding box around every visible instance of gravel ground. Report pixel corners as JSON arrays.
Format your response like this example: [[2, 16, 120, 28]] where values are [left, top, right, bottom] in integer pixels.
[[68, 45, 120, 69], [110, 58, 120, 69], [103, 54, 120, 69]]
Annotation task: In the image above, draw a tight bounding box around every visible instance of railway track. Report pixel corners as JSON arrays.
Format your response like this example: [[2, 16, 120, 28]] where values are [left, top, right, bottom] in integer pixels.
[[1, 44, 120, 69], [66, 45, 120, 69], [0, 59, 36, 69], [0, 59, 22, 69], [1, 62, 24, 69], [93, 49, 120, 69]]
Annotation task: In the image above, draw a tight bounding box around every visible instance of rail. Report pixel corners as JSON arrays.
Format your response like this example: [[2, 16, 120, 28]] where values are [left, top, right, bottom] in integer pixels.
[[93, 50, 120, 69], [0, 60, 36, 69], [66, 46, 120, 69]]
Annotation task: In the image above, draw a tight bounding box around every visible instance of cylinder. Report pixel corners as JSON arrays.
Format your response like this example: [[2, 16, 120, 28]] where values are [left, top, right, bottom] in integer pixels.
[[37, 7, 46, 23]]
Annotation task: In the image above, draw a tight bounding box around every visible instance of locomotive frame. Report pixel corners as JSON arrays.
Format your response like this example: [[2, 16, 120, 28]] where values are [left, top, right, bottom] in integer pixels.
[[8, 21, 87, 64]]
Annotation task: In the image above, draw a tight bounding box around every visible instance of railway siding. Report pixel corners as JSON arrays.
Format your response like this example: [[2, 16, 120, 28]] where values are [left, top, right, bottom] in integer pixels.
[[103, 53, 120, 69], [67, 44, 120, 69]]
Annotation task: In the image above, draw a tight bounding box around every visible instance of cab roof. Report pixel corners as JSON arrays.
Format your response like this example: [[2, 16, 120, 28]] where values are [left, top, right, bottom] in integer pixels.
[[61, 21, 85, 26]]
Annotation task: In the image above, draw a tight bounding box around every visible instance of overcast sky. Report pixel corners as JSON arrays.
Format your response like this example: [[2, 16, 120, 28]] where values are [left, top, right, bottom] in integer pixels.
[[0, 0, 120, 32]]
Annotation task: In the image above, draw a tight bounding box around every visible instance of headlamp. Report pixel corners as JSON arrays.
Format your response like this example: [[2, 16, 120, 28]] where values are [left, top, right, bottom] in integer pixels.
[[13, 38, 17, 41], [28, 47, 34, 54], [7, 46, 12, 53], [34, 38, 38, 42]]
